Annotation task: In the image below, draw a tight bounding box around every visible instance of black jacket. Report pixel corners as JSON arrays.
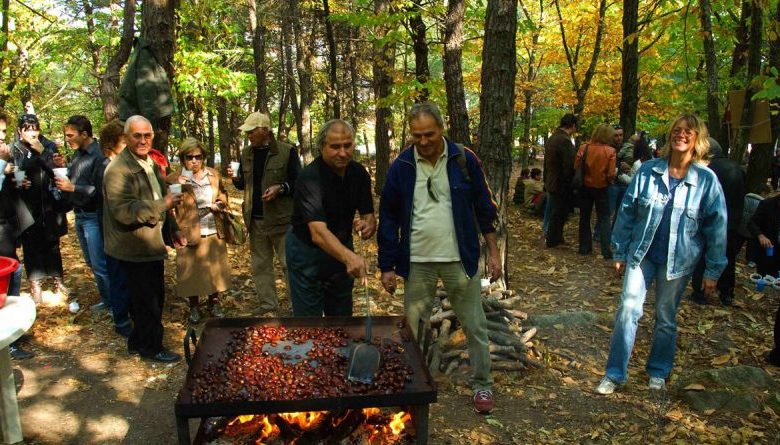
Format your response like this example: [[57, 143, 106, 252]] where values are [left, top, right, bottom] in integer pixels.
[[543, 128, 575, 193], [749, 196, 780, 244], [707, 139, 745, 232]]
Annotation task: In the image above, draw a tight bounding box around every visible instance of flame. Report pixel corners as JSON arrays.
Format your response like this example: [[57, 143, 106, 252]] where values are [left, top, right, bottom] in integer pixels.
[[362, 407, 381, 417], [257, 416, 279, 441], [388, 411, 410, 436], [228, 414, 256, 425], [278, 411, 326, 429]]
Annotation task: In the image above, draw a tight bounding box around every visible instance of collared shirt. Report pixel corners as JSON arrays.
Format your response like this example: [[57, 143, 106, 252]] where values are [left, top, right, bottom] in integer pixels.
[[186, 170, 217, 236], [131, 151, 163, 200], [67, 139, 107, 212], [410, 141, 460, 262]]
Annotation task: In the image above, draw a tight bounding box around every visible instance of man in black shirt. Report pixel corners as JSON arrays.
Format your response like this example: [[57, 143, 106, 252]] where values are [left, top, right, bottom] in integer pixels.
[[56, 116, 112, 315], [286, 119, 375, 316], [229, 112, 301, 317]]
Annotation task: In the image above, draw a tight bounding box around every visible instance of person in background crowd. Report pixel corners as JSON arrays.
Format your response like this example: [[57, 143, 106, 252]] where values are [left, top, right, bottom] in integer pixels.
[[513, 168, 530, 205], [168, 137, 231, 323], [523, 168, 545, 216], [574, 124, 616, 259], [689, 138, 744, 306], [103, 115, 185, 362], [378, 102, 500, 414], [228, 112, 301, 317], [750, 193, 780, 367], [544, 114, 578, 247], [771, 148, 780, 191], [596, 114, 727, 395], [97, 119, 132, 337], [286, 119, 375, 317], [0, 111, 35, 359], [740, 186, 768, 269], [10, 114, 69, 304], [55, 116, 112, 314]]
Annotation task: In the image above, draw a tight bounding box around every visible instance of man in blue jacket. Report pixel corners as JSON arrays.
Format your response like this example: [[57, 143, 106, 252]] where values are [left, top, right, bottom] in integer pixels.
[[378, 102, 501, 414]]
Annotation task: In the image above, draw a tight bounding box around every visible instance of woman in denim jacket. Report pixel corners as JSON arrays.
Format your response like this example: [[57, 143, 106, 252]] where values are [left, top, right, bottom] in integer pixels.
[[596, 114, 727, 394]]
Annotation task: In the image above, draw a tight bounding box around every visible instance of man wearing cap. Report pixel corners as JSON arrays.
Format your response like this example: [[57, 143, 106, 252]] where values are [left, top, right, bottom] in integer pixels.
[[228, 112, 301, 316]]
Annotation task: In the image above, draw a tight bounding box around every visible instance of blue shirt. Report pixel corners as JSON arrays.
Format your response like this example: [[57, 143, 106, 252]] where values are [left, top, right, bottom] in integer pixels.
[[648, 176, 683, 264]]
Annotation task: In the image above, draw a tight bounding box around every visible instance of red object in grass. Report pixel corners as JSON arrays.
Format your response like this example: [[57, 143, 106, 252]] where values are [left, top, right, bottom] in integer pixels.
[[0, 257, 19, 309]]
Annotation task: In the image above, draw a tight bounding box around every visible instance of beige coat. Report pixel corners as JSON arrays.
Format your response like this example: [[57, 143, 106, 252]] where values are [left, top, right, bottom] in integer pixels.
[[166, 167, 228, 246]]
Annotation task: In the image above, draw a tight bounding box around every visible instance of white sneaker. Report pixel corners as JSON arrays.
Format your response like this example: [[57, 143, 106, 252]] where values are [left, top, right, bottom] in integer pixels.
[[648, 377, 666, 390], [595, 377, 619, 395]]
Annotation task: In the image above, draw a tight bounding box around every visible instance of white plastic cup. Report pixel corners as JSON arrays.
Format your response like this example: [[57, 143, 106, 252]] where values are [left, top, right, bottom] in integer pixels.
[[68, 301, 80, 313], [13, 169, 25, 186], [480, 278, 491, 292], [169, 184, 182, 194], [52, 167, 68, 179], [230, 161, 240, 178]]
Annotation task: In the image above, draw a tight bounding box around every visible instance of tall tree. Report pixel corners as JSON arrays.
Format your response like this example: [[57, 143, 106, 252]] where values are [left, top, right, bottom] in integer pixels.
[[554, 0, 607, 118], [141, 0, 177, 153], [619, 0, 639, 139], [518, 0, 544, 146], [250, 0, 269, 113], [99, 0, 136, 121], [373, 0, 394, 194], [730, 0, 762, 165], [292, 0, 313, 160], [477, 0, 517, 286], [408, 1, 429, 102], [443, 0, 471, 144], [698, 0, 721, 143], [323, 0, 341, 118]]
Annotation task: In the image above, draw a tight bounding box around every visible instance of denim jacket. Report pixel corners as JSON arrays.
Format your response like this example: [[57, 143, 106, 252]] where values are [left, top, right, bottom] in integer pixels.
[[611, 158, 727, 280]]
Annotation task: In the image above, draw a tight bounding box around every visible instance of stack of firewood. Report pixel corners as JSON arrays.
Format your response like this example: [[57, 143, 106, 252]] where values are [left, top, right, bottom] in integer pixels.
[[423, 285, 543, 376]]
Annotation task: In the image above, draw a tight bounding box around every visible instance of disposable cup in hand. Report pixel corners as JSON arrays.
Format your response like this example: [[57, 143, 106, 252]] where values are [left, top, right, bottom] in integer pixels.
[[169, 184, 182, 194], [13, 170, 25, 186], [52, 167, 68, 179], [756, 279, 767, 292], [230, 161, 240, 178], [768, 246, 775, 257]]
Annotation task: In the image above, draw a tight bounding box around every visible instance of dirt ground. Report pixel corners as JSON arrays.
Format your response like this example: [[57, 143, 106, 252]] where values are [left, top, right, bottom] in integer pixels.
[[8, 171, 780, 444]]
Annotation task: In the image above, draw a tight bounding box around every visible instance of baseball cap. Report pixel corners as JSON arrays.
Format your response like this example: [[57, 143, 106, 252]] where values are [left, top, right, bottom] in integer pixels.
[[238, 112, 271, 132]]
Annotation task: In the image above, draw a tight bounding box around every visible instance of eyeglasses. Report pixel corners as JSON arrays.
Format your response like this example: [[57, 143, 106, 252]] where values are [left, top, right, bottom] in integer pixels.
[[184, 154, 203, 161], [427, 176, 438, 202], [672, 128, 696, 136]]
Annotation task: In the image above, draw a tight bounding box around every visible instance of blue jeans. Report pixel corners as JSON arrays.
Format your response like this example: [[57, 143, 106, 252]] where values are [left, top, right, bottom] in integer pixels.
[[286, 228, 354, 316], [8, 265, 21, 296], [605, 258, 691, 384], [106, 254, 131, 331], [75, 212, 110, 306]]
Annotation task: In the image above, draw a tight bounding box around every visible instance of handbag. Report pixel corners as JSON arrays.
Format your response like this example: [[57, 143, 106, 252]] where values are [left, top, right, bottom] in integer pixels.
[[572, 144, 589, 191], [216, 211, 247, 245]]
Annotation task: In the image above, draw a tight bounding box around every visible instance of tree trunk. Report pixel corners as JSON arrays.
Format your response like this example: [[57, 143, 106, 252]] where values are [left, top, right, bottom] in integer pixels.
[[323, 0, 341, 118], [477, 0, 517, 288], [731, 0, 762, 164], [619, 0, 639, 140], [207, 108, 216, 170], [141, 0, 177, 154], [346, 23, 361, 135], [250, 0, 268, 113], [277, 29, 289, 139], [217, 97, 232, 176], [519, 0, 542, 146], [0, 0, 10, 108], [283, 14, 299, 143], [291, 0, 313, 161], [698, 0, 721, 143], [99, 0, 136, 121], [443, 0, 471, 145], [373, 0, 394, 194], [408, 1, 429, 102], [730, 0, 751, 77]]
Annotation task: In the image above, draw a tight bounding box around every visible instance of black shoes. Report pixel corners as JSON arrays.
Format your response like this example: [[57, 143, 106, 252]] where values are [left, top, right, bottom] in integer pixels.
[[720, 294, 734, 306], [766, 351, 780, 367], [9, 344, 34, 360], [689, 291, 708, 305]]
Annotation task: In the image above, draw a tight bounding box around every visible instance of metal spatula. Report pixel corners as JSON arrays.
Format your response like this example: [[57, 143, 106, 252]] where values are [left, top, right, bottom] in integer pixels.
[[347, 232, 381, 384]]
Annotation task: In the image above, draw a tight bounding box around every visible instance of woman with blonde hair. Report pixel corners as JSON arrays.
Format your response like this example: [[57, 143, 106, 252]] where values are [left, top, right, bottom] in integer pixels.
[[168, 137, 231, 323], [574, 123, 616, 259], [596, 114, 727, 394]]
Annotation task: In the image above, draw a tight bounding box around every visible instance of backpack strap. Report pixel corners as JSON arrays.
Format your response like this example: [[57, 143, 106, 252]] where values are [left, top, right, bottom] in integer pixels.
[[454, 143, 472, 183]]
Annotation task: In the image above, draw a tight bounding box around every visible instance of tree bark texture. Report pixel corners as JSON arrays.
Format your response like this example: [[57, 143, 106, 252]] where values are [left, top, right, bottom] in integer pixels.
[[730, 0, 751, 77], [698, 0, 721, 143], [619, 0, 639, 141], [99, 0, 136, 121], [519, 0, 542, 146], [443, 0, 471, 145], [477, 0, 517, 288], [731, 0, 762, 164], [141, 0, 177, 153], [292, 0, 313, 161], [409, 1, 429, 102], [0, 0, 9, 108], [283, 14, 299, 143], [373, 0, 394, 194], [250, 0, 269, 113], [323, 0, 341, 119]]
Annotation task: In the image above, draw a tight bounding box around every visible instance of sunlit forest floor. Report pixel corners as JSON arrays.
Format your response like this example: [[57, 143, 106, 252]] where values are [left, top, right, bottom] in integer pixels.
[[10, 166, 780, 444]]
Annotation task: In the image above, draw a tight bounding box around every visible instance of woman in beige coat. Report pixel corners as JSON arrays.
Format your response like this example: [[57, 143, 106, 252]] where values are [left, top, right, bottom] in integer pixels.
[[168, 137, 231, 323]]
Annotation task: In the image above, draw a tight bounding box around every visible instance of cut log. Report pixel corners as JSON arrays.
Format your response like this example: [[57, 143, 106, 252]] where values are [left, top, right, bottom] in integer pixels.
[[488, 330, 528, 352], [444, 359, 460, 375], [491, 362, 526, 371], [428, 343, 441, 374], [430, 309, 456, 325], [506, 351, 545, 368], [438, 319, 452, 346], [520, 327, 537, 343], [443, 329, 467, 350], [441, 298, 452, 310], [488, 344, 516, 354], [508, 309, 528, 320]]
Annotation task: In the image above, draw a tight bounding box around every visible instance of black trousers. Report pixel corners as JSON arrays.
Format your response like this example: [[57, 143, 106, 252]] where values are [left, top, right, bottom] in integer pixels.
[[691, 230, 742, 297], [123, 259, 165, 356], [578, 186, 612, 257], [546, 191, 570, 247]]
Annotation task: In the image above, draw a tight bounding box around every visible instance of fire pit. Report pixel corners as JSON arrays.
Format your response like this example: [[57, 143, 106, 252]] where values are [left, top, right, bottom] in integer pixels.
[[175, 316, 437, 444]]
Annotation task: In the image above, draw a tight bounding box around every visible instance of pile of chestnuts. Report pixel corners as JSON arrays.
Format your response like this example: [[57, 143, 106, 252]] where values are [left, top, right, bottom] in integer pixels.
[[189, 326, 413, 404]]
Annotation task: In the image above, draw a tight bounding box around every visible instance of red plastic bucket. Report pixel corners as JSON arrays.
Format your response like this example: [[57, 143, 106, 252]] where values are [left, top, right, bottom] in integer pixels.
[[0, 256, 19, 309]]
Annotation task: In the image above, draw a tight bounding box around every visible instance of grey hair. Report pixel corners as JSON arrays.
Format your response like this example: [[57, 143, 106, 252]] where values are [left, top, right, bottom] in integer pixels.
[[315, 119, 355, 149], [409, 102, 445, 128], [123, 115, 153, 134]]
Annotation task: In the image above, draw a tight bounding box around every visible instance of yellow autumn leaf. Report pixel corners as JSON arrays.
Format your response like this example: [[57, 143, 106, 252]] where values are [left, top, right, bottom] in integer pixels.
[[711, 354, 731, 366], [683, 383, 706, 391], [665, 409, 684, 421]]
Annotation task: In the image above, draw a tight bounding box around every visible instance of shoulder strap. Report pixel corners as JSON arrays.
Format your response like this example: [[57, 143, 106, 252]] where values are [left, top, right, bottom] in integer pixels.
[[454, 143, 472, 183]]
